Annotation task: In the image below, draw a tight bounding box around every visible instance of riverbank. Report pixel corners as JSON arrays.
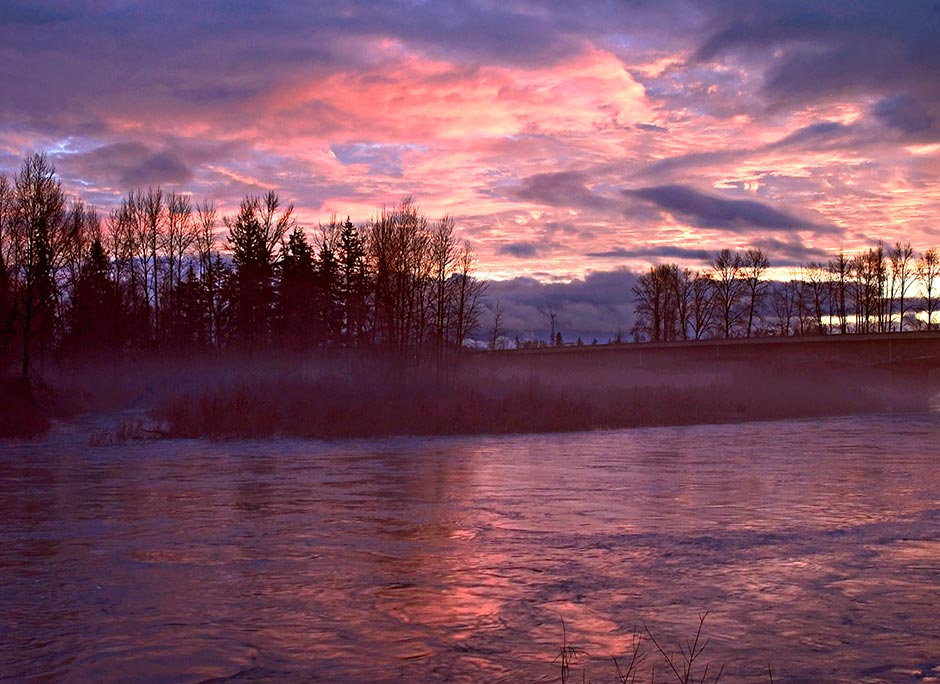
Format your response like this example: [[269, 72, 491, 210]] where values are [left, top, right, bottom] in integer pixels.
[[3, 342, 928, 441], [151, 355, 917, 440]]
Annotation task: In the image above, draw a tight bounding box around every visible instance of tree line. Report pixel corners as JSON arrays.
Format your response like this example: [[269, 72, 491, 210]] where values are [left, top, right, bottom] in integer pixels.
[[632, 243, 940, 342], [0, 153, 485, 382]]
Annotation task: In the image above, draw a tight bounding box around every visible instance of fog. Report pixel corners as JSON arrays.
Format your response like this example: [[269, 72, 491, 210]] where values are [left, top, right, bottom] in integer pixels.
[[5, 334, 921, 443]]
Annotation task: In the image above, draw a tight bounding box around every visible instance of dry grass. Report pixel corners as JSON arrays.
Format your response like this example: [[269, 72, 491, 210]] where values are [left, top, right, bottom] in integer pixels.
[[548, 612, 773, 684], [4, 347, 921, 441], [0, 377, 50, 438], [149, 356, 907, 440]]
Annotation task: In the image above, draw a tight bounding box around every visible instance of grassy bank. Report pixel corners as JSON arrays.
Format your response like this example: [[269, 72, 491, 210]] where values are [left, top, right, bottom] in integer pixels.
[[0, 377, 51, 438], [150, 356, 912, 440], [3, 347, 922, 441]]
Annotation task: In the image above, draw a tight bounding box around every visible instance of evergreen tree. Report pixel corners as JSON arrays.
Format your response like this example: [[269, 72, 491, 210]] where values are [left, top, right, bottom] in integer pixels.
[[315, 230, 342, 347], [338, 217, 370, 347], [226, 192, 294, 347], [277, 227, 316, 348], [68, 237, 116, 353]]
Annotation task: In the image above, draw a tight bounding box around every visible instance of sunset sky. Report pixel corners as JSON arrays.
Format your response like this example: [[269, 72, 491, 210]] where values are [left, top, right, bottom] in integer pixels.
[[2, 1, 939, 338]]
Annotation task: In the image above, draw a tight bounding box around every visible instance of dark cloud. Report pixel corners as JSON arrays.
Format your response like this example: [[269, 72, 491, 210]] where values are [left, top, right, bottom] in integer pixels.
[[635, 123, 668, 132], [627, 184, 835, 233], [481, 269, 639, 343], [58, 142, 193, 189], [758, 237, 830, 266], [0, 1, 74, 26], [873, 96, 940, 139], [513, 171, 614, 211], [497, 241, 543, 258], [640, 149, 745, 178], [694, 2, 940, 115], [586, 245, 715, 261], [769, 121, 857, 149], [585, 240, 830, 268]]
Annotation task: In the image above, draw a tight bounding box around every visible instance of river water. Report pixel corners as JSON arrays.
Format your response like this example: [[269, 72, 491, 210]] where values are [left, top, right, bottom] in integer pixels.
[[2, 413, 940, 683]]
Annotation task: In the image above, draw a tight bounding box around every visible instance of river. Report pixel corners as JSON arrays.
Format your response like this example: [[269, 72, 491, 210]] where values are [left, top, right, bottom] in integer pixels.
[[2, 413, 940, 683]]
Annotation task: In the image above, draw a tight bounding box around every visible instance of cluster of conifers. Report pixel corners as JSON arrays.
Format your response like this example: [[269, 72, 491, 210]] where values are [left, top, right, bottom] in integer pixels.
[[0, 153, 486, 383], [632, 243, 940, 342]]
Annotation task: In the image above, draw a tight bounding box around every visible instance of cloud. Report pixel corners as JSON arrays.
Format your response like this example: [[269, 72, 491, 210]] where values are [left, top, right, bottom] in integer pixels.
[[330, 143, 428, 177], [1, 1, 939, 283], [873, 96, 940, 139], [635, 123, 668, 133], [481, 269, 640, 343], [768, 121, 859, 149], [693, 3, 940, 113], [57, 142, 193, 189], [757, 237, 830, 266], [497, 241, 543, 258], [586, 245, 715, 261], [513, 171, 615, 211], [627, 184, 835, 234]]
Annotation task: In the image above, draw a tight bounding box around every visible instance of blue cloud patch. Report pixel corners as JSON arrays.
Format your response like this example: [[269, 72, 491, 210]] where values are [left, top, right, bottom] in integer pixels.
[[330, 143, 427, 177]]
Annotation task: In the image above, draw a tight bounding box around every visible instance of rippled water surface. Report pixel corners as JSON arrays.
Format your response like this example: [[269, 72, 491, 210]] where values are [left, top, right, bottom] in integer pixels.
[[3, 413, 940, 683]]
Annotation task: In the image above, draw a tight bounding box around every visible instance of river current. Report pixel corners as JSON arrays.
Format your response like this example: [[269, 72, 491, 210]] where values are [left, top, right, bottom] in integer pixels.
[[2, 413, 940, 683]]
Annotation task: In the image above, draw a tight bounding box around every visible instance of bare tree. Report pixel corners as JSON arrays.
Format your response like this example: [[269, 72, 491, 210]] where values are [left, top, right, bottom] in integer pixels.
[[0, 174, 15, 361], [688, 271, 714, 340], [451, 242, 485, 351], [828, 251, 851, 334], [9, 153, 67, 381], [368, 197, 432, 356], [633, 264, 681, 342], [489, 299, 505, 350], [710, 249, 745, 338], [802, 261, 830, 335], [852, 245, 887, 333], [128, 187, 164, 343], [741, 247, 770, 337], [429, 214, 458, 361], [194, 200, 224, 348], [916, 248, 940, 330], [161, 192, 197, 343], [671, 266, 695, 341], [889, 241, 915, 331], [770, 280, 799, 336]]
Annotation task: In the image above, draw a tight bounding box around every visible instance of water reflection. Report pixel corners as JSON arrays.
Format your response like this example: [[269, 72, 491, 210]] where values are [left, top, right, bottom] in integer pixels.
[[2, 414, 940, 683]]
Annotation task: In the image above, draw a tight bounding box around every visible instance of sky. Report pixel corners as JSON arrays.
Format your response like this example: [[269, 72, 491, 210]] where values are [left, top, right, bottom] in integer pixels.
[[2, 1, 939, 340]]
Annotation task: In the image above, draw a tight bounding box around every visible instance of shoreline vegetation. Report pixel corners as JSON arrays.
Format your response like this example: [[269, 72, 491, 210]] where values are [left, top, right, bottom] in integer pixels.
[[2, 337, 924, 441], [1, 151, 936, 440], [152, 364, 903, 441]]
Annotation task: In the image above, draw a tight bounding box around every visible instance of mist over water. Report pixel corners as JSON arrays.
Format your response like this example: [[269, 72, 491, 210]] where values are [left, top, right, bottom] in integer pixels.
[[3, 413, 940, 683]]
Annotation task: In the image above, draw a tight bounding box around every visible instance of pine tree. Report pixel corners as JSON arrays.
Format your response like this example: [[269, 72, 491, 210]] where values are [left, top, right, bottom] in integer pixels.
[[226, 192, 294, 347], [338, 217, 369, 347], [277, 227, 316, 348]]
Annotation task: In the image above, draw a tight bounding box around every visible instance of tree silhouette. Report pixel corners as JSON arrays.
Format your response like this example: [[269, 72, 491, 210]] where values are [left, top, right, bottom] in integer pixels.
[[710, 249, 745, 339], [226, 191, 294, 347], [918, 249, 940, 330], [10, 153, 66, 381], [828, 252, 851, 334], [314, 223, 343, 347], [68, 236, 116, 353], [741, 247, 769, 337], [277, 226, 316, 348], [338, 216, 370, 348], [890, 241, 914, 331]]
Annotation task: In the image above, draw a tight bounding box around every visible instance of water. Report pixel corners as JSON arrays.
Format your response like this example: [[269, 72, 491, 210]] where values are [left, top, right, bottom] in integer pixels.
[[2, 413, 940, 683]]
